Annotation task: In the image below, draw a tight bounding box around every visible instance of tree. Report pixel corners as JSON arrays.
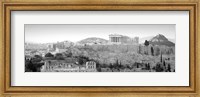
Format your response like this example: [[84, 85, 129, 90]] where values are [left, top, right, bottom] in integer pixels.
[[167, 64, 171, 72], [34, 55, 42, 59], [115, 59, 119, 66], [66, 52, 72, 57], [147, 63, 150, 70], [145, 64, 148, 69], [138, 45, 142, 54], [151, 47, 154, 56], [45, 52, 54, 57], [32, 55, 43, 62], [155, 63, 164, 72], [77, 56, 90, 65], [144, 40, 150, 55], [77, 57, 84, 65], [64, 48, 73, 57], [118, 61, 123, 69], [25, 55, 44, 72], [109, 63, 113, 69], [25, 59, 33, 72], [160, 52, 163, 63], [136, 63, 139, 68], [163, 60, 166, 67], [96, 61, 101, 72], [55, 53, 64, 60], [144, 40, 149, 46]]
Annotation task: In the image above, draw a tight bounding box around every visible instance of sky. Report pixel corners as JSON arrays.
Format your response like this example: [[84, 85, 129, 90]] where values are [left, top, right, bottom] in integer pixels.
[[25, 24, 175, 43]]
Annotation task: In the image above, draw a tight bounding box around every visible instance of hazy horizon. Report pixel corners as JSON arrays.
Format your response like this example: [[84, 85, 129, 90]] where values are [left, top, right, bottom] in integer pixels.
[[25, 24, 176, 43]]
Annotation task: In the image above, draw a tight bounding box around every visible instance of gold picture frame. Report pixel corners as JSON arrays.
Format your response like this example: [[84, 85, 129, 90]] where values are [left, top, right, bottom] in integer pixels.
[[0, 0, 199, 97]]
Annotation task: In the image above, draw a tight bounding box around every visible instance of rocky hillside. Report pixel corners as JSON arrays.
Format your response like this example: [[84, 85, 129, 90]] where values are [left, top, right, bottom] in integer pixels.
[[149, 34, 175, 47], [77, 37, 108, 45]]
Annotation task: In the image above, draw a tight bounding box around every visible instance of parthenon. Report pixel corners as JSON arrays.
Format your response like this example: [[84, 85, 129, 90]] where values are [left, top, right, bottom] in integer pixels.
[[109, 34, 139, 45]]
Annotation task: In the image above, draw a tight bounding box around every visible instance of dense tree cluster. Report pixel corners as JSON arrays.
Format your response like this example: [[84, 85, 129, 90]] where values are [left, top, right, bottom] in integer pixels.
[[26, 42, 175, 72], [65, 44, 175, 72], [45, 52, 54, 57], [25, 55, 44, 72]]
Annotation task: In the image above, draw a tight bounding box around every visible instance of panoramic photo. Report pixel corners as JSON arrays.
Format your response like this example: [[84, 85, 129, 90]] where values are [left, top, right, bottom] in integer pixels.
[[25, 24, 175, 72]]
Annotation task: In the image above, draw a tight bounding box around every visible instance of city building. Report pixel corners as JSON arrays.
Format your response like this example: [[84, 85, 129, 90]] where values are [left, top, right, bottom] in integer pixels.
[[86, 61, 97, 72], [41, 60, 97, 72], [55, 47, 66, 53]]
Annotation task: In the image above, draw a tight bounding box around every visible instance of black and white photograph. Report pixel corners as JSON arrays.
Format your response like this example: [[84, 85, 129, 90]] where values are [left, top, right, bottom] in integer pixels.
[[25, 24, 175, 72]]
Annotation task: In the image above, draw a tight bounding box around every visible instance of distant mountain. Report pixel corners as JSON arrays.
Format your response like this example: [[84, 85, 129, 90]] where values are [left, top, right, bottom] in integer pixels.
[[77, 37, 108, 45], [149, 34, 175, 47]]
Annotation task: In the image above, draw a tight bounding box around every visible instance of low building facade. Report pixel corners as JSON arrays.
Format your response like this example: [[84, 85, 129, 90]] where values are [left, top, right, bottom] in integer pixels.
[[41, 60, 97, 72]]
